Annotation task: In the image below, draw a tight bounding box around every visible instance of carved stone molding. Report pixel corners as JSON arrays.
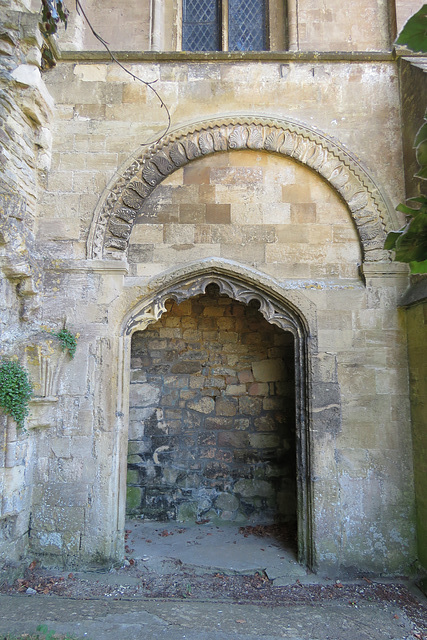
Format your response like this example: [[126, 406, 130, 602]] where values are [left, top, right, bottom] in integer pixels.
[[126, 275, 302, 336], [122, 257, 315, 342], [87, 116, 396, 262]]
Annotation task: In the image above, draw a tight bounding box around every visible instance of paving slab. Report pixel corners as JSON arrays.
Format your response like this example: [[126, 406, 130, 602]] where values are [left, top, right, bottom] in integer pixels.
[[0, 594, 419, 640], [0, 522, 426, 640], [125, 520, 308, 581]]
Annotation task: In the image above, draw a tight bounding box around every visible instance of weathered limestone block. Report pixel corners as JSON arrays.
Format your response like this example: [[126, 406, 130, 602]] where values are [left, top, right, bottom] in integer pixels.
[[186, 397, 215, 414], [252, 359, 285, 382], [215, 492, 239, 512]]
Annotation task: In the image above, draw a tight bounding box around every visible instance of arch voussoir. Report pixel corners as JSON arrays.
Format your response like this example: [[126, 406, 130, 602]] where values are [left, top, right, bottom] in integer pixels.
[[88, 116, 396, 262]]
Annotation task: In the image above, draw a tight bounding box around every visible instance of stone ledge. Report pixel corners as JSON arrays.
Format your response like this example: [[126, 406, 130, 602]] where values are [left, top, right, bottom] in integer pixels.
[[43, 259, 129, 274], [361, 261, 410, 279], [56, 50, 397, 63]]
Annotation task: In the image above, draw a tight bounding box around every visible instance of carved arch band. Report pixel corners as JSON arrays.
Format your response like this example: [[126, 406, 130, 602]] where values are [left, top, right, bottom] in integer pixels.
[[87, 116, 397, 262]]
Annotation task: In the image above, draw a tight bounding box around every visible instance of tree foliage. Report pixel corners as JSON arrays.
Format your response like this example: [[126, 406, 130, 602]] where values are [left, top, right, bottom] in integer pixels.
[[395, 4, 427, 53], [386, 5, 427, 273], [40, 0, 69, 35]]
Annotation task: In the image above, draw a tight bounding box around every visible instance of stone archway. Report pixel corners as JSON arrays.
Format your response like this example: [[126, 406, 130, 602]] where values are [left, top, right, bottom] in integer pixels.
[[116, 260, 318, 567], [88, 116, 398, 263], [127, 284, 298, 536]]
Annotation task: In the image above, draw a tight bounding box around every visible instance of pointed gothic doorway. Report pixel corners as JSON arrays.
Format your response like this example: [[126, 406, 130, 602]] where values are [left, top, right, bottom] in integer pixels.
[[121, 269, 312, 568]]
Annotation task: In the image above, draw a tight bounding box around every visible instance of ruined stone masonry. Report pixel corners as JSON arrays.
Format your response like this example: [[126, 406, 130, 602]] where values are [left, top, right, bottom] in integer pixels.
[[0, 0, 425, 577]]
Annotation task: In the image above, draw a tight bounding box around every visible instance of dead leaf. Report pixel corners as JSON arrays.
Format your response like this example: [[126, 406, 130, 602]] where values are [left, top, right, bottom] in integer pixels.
[[236, 619, 246, 624]]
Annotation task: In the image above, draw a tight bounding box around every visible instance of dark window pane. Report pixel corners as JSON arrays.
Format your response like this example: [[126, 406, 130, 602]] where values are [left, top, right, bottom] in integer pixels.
[[183, 0, 221, 51], [228, 0, 267, 51]]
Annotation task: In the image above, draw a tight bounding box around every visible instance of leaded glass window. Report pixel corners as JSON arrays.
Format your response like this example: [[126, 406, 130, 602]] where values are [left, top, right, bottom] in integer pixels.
[[182, 0, 268, 52], [182, 0, 221, 51], [228, 0, 267, 51]]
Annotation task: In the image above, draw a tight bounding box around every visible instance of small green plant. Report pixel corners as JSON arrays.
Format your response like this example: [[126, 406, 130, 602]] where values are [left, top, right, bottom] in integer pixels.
[[53, 328, 78, 359], [0, 359, 32, 429], [35, 625, 80, 640], [36, 625, 56, 640]]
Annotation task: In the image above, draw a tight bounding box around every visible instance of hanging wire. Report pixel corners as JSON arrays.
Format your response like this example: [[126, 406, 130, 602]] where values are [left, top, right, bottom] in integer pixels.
[[75, 0, 171, 145]]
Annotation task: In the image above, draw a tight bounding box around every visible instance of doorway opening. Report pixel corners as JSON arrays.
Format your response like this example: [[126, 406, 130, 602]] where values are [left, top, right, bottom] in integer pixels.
[[125, 282, 299, 559]]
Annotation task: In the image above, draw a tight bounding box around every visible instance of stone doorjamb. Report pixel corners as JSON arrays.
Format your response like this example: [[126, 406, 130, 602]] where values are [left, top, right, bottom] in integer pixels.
[[114, 258, 326, 570]]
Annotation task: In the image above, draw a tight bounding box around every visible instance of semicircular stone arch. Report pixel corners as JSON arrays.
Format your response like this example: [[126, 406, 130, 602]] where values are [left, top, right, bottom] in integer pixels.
[[88, 116, 396, 262]]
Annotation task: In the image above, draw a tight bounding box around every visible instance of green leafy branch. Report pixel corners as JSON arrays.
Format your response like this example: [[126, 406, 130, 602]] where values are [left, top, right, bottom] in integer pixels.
[[0, 359, 33, 429], [385, 196, 427, 273], [386, 5, 427, 272], [395, 4, 427, 53]]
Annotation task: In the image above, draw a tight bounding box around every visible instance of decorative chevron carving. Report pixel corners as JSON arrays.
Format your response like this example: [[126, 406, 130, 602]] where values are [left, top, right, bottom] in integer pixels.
[[87, 116, 394, 262]]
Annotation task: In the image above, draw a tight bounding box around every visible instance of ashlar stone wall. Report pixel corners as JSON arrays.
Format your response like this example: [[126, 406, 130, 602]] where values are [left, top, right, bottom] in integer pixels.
[[128, 150, 361, 280], [405, 292, 427, 570], [127, 285, 296, 526]]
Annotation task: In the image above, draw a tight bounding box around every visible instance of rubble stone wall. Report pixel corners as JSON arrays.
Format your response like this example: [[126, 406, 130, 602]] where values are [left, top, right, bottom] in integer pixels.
[[127, 286, 296, 525], [0, 1, 53, 563]]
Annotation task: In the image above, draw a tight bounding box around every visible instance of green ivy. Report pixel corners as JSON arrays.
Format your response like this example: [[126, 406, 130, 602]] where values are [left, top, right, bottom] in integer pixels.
[[53, 328, 77, 359], [0, 360, 33, 429]]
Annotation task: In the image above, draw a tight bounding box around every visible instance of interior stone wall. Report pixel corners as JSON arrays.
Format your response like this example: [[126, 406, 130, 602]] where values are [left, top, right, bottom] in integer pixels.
[[127, 285, 296, 527]]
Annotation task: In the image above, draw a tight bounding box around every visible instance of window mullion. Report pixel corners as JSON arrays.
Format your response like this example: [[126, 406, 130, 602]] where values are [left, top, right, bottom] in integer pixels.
[[222, 0, 229, 51]]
